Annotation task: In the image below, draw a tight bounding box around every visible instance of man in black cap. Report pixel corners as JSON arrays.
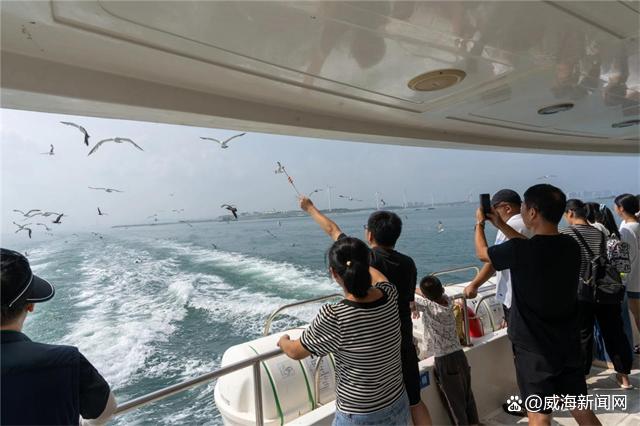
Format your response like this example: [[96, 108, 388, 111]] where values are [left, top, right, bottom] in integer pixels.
[[464, 189, 531, 324], [1, 248, 116, 425]]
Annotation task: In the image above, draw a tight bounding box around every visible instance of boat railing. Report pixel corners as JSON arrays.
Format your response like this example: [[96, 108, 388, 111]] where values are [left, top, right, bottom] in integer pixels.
[[114, 266, 495, 423], [263, 293, 342, 336], [431, 265, 480, 284], [114, 347, 282, 425]]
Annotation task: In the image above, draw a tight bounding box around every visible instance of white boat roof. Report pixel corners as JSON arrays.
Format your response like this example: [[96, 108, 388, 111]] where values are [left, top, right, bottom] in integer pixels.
[[1, 1, 639, 154]]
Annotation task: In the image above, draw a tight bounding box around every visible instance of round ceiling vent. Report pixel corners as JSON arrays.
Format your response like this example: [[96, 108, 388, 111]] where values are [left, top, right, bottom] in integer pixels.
[[612, 119, 640, 128], [537, 103, 574, 115], [408, 69, 466, 91]]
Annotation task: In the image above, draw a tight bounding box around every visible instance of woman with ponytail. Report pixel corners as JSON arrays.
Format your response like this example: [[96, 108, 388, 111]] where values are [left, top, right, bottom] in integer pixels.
[[278, 237, 410, 425]]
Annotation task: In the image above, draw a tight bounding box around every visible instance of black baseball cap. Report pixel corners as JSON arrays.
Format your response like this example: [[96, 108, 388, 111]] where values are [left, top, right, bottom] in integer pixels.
[[1, 249, 55, 308], [491, 189, 522, 207]]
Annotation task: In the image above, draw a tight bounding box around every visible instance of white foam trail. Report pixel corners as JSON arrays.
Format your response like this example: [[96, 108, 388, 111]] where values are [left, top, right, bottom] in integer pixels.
[[156, 240, 335, 293], [61, 245, 191, 388]]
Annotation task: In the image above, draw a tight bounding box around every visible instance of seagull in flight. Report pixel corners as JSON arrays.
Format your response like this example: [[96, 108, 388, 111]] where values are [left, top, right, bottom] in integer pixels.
[[89, 187, 123, 193], [41, 144, 55, 155], [537, 174, 557, 180], [39, 211, 61, 218], [200, 133, 246, 149], [179, 220, 194, 228], [274, 162, 286, 174], [52, 213, 64, 224], [172, 209, 185, 213], [13, 209, 41, 218], [264, 229, 278, 239], [221, 204, 238, 219], [61, 121, 90, 146], [338, 195, 363, 202], [309, 188, 323, 196], [88, 138, 144, 156], [97, 207, 107, 216], [35, 223, 52, 231], [13, 222, 33, 239]]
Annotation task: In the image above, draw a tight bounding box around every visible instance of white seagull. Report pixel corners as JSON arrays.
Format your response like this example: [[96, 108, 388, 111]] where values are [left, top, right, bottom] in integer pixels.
[[88, 137, 144, 156], [41, 145, 54, 155], [537, 174, 557, 180], [309, 188, 323, 196], [338, 195, 363, 202], [13, 222, 33, 239], [89, 187, 123, 193], [200, 133, 246, 149], [60, 121, 90, 146], [35, 222, 52, 231], [97, 207, 107, 216], [13, 209, 41, 218]]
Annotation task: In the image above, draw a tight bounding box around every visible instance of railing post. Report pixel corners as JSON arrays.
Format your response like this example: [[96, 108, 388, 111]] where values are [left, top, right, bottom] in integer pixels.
[[253, 362, 264, 426], [313, 357, 324, 408], [461, 297, 472, 346]]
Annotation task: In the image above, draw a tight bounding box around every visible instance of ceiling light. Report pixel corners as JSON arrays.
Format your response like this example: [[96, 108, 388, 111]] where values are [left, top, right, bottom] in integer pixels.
[[408, 69, 466, 92], [537, 103, 574, 115]]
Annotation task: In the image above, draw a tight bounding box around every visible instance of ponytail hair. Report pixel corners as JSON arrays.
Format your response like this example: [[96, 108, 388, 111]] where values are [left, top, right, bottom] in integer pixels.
[[600, 205, 620, 239], [328, 237, 371, 298]]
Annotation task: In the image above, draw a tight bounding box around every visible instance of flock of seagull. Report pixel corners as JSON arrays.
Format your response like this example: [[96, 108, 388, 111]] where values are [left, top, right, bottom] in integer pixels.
[[13, 124, 251, 239], [14, 122, 416, 240]]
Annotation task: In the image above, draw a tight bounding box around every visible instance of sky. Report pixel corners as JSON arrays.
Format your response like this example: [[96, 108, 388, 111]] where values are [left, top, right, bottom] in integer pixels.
[[1, 108, 639, 234]]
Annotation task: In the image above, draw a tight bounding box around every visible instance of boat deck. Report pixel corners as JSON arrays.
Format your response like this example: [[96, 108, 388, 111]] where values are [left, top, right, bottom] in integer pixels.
[[484, 357, 640, 426]]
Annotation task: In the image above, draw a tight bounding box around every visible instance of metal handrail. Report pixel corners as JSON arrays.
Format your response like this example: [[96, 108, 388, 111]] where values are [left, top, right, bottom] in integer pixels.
[[114, 348, 283, 425], [432, 265, 480, 283], [263, 293, 342, 336], [474, 292, 499, 332], [114, 271, 496, 422]]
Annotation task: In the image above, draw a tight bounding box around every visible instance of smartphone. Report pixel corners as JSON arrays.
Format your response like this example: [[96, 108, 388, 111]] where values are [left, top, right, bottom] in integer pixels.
[[479, 193, 491, 215]]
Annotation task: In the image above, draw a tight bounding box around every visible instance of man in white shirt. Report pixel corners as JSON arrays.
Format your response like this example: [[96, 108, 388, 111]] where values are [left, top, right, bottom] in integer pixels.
[[464, 189, 532, 323]]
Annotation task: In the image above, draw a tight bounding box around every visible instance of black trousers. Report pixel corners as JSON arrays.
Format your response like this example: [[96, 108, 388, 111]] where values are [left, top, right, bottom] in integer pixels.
[[578, 301, 632, 375]]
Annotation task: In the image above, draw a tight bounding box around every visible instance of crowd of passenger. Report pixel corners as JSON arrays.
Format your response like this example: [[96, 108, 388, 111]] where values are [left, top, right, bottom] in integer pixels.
[[1, 185, 638, 425]]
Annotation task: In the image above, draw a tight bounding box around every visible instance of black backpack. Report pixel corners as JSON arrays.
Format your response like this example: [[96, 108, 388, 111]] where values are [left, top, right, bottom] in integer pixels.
[[570, 227, 625, 304]]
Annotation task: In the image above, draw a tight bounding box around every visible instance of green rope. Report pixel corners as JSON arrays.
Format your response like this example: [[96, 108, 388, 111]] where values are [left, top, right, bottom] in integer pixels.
[[248, 345, 284, 426]]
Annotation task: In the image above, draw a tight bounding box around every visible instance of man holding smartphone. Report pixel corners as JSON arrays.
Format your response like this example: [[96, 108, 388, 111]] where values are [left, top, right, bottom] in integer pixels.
[[464, 189, 531, 324], [474, 184, 599, 426]]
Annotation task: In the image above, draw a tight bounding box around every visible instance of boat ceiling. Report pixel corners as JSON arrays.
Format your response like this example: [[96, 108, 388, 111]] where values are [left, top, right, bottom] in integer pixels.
[[1, 1, 639, 154]]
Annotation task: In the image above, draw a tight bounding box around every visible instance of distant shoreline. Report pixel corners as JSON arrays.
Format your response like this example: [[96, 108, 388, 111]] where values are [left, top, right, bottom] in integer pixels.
[[110, 195, 614, 229]]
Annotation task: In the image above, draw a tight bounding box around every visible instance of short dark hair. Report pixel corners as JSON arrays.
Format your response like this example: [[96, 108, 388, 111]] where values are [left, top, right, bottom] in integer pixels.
[[328, 237, 372, 298], [419, 275, 444, 302], [523, 184, 566, 224], [367, 211, 402, 246], [615, 193, 640, 215], [1, 301, 27, 325], [565, 199, 587, 219]]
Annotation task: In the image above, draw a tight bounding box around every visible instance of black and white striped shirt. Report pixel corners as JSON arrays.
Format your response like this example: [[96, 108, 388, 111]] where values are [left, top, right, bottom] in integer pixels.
[[299, 282, 404, 414], [561, 224, 605, 279]]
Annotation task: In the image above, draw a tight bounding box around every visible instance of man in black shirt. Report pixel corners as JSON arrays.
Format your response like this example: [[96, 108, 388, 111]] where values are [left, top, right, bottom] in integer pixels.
[[1, 248, 116, 425], [474, 185, 600, 426], [299, 197, 432, 425]]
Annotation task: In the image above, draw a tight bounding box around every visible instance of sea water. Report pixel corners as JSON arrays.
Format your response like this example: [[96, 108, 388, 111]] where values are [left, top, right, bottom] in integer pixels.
[[8, 204, 495, 425]]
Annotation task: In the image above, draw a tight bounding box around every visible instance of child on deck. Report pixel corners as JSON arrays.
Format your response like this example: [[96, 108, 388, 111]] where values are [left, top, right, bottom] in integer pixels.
[[416, 275, 479, 426]]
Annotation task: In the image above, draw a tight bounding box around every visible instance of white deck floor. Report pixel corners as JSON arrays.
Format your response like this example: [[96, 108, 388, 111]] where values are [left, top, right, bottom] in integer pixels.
[[484, 356, 640, 426]]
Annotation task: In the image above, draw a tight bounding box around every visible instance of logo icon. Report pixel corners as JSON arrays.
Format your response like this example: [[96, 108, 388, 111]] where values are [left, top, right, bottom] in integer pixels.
[[506, 395, 523, 413]]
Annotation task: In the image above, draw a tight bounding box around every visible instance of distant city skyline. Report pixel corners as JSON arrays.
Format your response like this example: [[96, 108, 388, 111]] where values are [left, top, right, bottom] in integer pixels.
[[1, 108, 638, 237]]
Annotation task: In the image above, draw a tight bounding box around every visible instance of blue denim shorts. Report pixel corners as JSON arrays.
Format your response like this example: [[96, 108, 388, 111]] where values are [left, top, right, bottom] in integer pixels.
[[332, 392, 410, 426]]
